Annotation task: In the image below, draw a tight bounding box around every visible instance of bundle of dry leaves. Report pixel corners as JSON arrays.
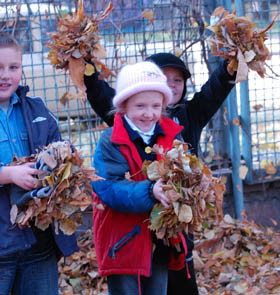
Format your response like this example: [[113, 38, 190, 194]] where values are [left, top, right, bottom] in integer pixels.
[[10, 141, 102, 235], [46, 0, 114, 101], [143, 140, 225, 244], [207, 6, 277, 83]]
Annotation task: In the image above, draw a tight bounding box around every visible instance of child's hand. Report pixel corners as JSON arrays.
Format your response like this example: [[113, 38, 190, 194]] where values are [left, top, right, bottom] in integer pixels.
[[10, 163, 39, 190], [153, 179, 170, 209]]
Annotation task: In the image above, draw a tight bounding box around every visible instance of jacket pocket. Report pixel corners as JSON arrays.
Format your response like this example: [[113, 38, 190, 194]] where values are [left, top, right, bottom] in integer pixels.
[[108, 225, 141, 259], [20, 131, 30, 152], [0, 132, 11, 164]]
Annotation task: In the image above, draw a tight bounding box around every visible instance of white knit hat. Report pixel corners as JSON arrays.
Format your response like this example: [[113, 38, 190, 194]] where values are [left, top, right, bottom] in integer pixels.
[[112, 61, 172, 108]]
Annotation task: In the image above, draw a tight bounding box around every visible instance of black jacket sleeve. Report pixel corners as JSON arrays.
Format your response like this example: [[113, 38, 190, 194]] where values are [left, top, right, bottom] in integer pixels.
[[187, 59, 236, 129], [84, 68, 115, 127]]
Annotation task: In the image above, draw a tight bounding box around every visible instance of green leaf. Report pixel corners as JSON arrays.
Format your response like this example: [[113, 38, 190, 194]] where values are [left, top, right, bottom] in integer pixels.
[[59, 9, 69, 18], [150, 204, 164, 223]]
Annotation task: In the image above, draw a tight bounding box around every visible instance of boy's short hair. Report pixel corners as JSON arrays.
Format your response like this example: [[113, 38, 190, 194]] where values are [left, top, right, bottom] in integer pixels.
[[0, 31, 21, 52]]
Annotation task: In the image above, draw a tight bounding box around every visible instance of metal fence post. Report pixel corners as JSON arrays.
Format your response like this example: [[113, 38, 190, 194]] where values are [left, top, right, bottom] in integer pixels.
[[234, 0, 253, 184], [222, 0, 245, 219]]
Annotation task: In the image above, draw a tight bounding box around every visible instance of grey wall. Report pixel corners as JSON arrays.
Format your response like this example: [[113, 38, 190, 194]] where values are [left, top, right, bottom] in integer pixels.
[[223, 179, 280, 230]]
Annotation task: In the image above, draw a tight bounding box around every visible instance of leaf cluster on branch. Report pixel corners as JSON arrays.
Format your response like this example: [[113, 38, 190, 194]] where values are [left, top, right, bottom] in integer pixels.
[[207, 6, 277, 83], [10, 141, 102, 235], [143, 140, 225, 244], [46, 0, 114, 101]]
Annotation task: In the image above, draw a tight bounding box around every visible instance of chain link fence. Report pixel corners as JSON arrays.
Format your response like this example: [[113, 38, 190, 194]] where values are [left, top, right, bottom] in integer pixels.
[[241, 0, 280, 182], [1, 0, 280, 183]]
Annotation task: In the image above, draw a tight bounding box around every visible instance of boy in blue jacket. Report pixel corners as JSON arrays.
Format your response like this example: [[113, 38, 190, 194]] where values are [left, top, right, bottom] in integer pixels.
[[0, 32, 78, 295]]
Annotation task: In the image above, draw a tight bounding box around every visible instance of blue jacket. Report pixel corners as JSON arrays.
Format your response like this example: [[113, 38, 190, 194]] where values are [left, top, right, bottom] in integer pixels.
[[0, 86, 78, 257]]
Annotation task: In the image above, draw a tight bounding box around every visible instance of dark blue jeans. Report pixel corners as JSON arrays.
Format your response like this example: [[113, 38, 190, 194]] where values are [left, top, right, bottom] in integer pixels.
[[107, 261, 168, 295], [0, 243, 58, 295]]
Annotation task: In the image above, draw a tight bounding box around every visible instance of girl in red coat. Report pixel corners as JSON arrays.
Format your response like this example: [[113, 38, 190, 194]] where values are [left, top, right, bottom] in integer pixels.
[[92, 61, 185, 295]]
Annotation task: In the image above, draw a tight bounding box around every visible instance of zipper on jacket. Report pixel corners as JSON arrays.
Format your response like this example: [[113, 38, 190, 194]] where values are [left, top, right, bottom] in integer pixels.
[[109, 225, 141, 259]]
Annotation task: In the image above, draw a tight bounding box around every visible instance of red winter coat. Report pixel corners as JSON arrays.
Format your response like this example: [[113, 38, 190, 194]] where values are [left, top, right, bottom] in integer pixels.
[[92, 113, 184, 277]]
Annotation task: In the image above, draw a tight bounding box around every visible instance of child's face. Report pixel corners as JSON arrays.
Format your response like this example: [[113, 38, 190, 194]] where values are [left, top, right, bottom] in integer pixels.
[[162, 67, 185, 104], [123, 91, 163, 132], [0, 46, 22, 104]]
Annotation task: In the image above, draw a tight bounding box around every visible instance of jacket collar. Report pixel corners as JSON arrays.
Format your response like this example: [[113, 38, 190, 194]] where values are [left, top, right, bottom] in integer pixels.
[[111, 112, 183, 176], [16, 86, 29, 104], [111, 113, 183, 145]]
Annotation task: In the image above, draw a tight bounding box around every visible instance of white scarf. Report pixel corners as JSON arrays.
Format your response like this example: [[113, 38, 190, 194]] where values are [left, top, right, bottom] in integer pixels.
[[124, 115, 156, 144]]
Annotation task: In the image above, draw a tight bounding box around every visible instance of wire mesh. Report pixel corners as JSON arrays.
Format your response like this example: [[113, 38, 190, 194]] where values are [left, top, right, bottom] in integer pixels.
[[241, 0, 280, 182], [1, 0, 279, 182]]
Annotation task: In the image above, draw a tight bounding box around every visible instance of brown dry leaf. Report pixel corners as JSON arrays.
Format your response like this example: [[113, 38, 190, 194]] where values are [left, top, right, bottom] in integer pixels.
[[142, 9, 154, 25], [223, 106, 228, 126], [60, 92, 76, 106], [239, 165, 248, 180], [213, 6, 227, 17], [60, 219, 77, 235], [265, 162, 277, 175], [236, 48, 249, 83], [92, 58, 115, 80], [178, 204, 193, 223], [167, 190, 182, 203], [174, 47, 183, 57], [236, 184, 242, 192], [10, 204, 18, 225], [42, 151, 57, 169], [93, 43, 107, 59], [7, 19, 15, 27], [69, 57, 86, 94], [116, 38, 125, 43], [271, 218, 278, 226], [76, 91, 86, 99], [98, 2, 114, 21], [252, 104, 263, 111], [145, 161, 161, 181]]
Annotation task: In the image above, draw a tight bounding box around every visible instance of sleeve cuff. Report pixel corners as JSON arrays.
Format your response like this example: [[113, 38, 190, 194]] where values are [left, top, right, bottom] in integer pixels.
[[149, 181, 156, 200], [0, 163, 4, 187]]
